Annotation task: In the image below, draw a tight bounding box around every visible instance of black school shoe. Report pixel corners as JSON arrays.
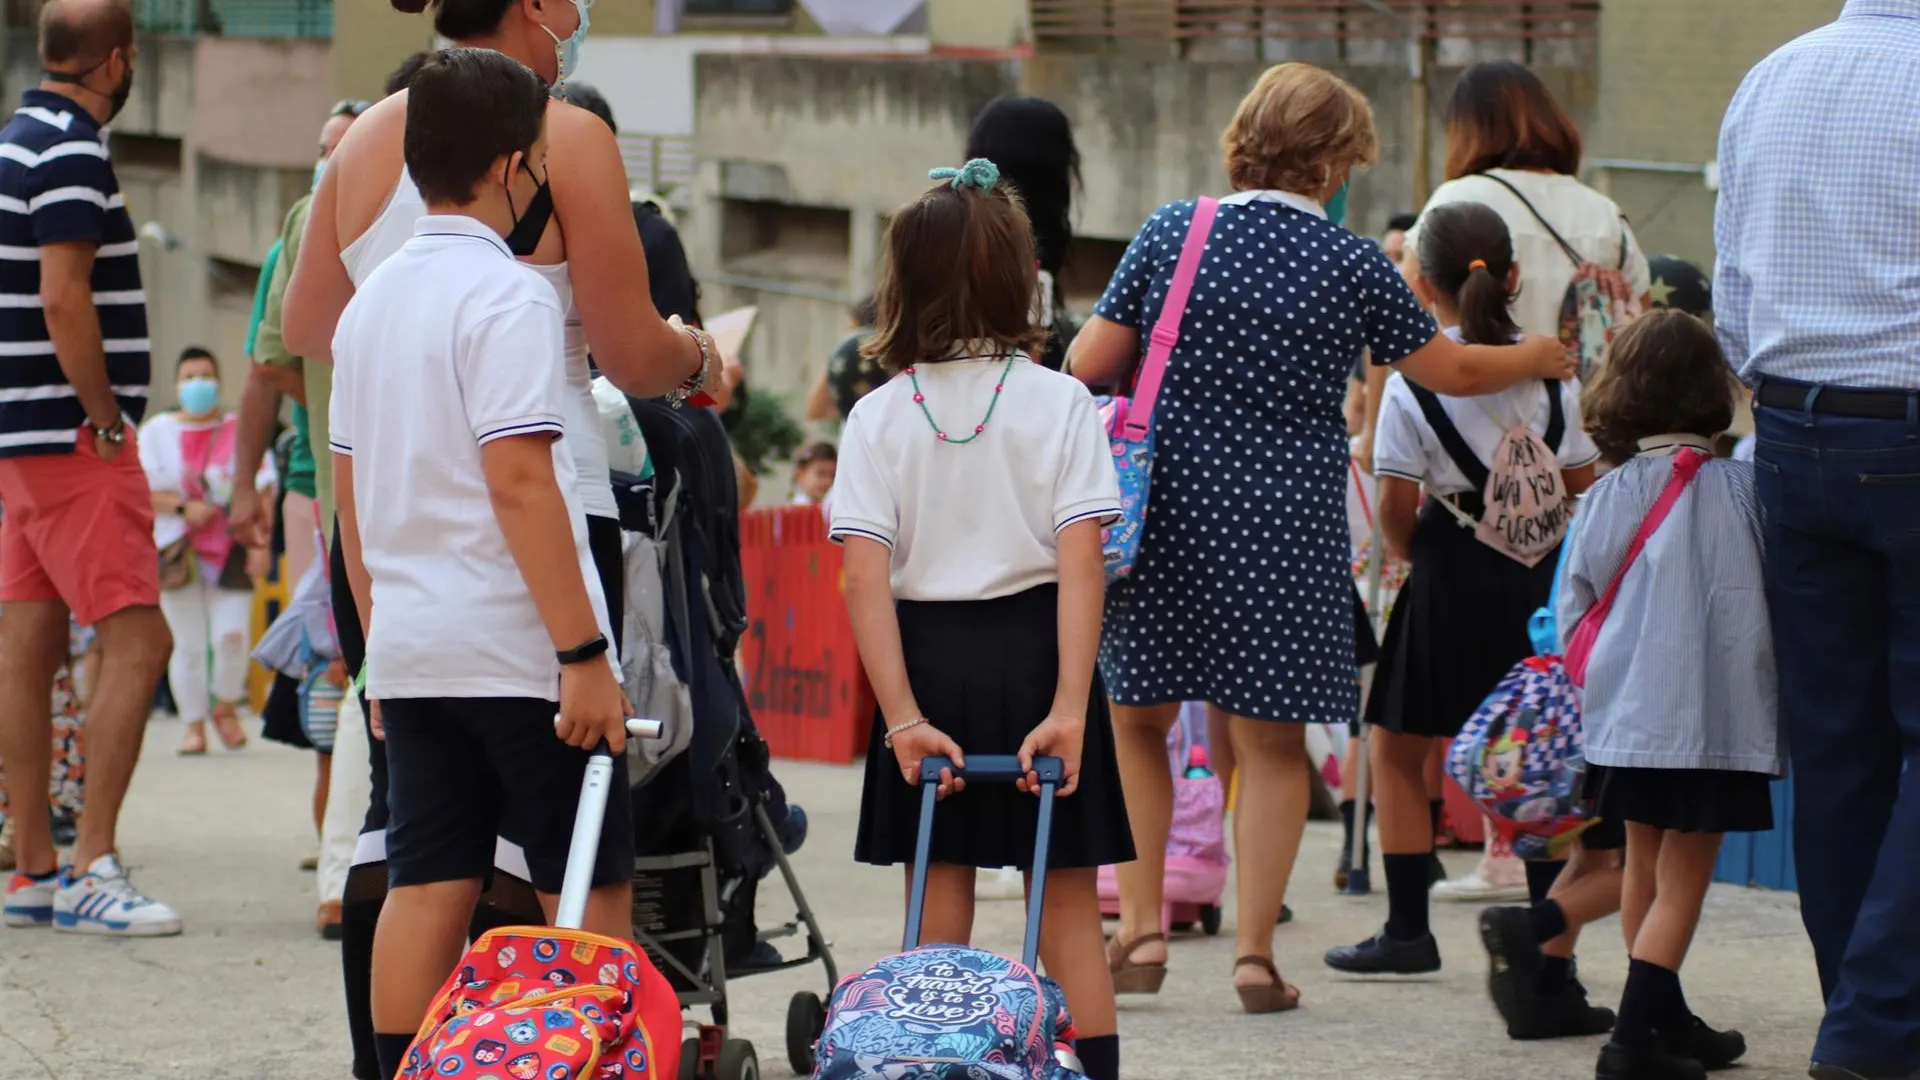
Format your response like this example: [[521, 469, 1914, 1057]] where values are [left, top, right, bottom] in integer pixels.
[[1324, 930, 1442, 974], [1480, 906, 1542, 1033], [1660, 1017, 1745, 1070], [1597, 1042, 1707, 1080]]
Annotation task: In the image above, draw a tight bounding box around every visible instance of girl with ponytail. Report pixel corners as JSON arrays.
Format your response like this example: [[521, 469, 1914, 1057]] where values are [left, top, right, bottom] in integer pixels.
[[1323, 201, 1606, 986]]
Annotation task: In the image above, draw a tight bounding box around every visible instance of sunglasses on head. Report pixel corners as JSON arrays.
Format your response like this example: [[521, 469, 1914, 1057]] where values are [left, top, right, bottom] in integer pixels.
[[331, 99, 372, 118]]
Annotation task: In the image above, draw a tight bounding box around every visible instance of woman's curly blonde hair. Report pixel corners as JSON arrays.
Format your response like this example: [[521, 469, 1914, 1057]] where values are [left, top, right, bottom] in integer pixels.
[[1222, 63, 1379, 195]]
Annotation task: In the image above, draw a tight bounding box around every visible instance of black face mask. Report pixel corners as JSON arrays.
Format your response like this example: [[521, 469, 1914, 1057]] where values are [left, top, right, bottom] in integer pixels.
[[503, 159, 554, 259], [45, 55, 134, 124]]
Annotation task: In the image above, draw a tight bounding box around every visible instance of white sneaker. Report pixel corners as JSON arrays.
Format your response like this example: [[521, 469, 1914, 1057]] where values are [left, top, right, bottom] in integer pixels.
[[1430, 870, 1528, 903], [975, 867, 1026, 901], [4, 870, 59, 927], [53, 854, 183, 937]]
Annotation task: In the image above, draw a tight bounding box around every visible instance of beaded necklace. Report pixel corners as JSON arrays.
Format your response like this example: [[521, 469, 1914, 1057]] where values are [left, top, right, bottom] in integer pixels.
[[906, 354, 1016, 444]]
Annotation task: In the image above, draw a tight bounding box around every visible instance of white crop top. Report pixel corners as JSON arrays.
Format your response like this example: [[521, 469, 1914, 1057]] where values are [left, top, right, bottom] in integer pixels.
[[338, 168, 615, 520]]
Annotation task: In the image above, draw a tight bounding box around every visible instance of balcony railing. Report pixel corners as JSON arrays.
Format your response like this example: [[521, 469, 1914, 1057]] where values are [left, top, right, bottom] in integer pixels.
[[135, 0, 333, 38], [1032, 0, 1600, 43], [620, 135, 697, 197]]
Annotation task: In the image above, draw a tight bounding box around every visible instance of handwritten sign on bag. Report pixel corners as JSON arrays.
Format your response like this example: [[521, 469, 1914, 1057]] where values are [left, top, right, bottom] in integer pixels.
[[1477, 428, 1570, 567]]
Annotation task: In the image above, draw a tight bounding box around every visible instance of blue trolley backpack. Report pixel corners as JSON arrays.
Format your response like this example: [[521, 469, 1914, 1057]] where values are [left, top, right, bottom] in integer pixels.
[[811, 756, 1084, 1080]]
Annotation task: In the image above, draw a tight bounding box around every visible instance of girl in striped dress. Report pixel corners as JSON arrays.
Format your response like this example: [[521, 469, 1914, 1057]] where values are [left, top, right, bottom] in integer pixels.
[[1557, 310, 1783, 1080]]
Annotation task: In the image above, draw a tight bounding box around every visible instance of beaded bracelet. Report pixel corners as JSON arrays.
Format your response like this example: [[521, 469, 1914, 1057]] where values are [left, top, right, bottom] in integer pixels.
[[664, 323, 717, 407], [882, 716, 927, 748]]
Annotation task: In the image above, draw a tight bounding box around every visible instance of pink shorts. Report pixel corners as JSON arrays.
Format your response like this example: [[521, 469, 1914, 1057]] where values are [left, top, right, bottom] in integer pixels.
[[0, 426, 160, 626]]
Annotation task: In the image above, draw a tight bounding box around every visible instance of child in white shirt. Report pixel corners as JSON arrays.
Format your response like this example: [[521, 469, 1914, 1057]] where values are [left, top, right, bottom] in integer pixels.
[[830, 160, 1126, 1080], [327, 49, 636, 1080]]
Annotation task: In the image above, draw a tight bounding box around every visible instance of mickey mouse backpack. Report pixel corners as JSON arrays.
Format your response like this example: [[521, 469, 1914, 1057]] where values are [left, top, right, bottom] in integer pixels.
[[1445, 514, 1596, 861]]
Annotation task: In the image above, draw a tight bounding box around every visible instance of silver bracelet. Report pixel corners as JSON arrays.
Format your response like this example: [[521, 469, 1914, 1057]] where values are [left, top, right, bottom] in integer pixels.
[[882, 716, 927, 749], [665, 326, 716, 407]]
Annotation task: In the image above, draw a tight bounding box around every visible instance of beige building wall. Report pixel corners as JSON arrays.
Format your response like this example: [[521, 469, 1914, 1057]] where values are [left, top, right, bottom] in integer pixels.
[[1591, 0, 1843, 267]]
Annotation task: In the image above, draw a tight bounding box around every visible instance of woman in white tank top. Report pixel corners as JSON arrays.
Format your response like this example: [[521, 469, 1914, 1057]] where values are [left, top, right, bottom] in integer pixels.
[[279, 8, 716, 1078]]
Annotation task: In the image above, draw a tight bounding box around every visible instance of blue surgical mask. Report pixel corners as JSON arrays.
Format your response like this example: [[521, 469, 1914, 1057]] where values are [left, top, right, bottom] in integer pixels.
[[312, 157, 326, 193], [1325, 181, 1350, 228], [177, 377, 219, 416], [540, 0, 589, 87]]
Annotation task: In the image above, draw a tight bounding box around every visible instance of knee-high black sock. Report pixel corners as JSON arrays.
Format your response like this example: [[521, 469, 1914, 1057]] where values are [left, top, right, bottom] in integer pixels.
[[375, 1032, 415, 1080], [1525, 859, 1565, 907], [1076, 1034, 1118, 1080], [341, 884, 383, 1080], [1614, 958, 1681, 1051], [1383, 853, 1432, 941]]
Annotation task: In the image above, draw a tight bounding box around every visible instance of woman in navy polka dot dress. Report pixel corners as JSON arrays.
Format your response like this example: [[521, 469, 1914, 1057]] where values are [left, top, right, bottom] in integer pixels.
[[1069, 62, 1574, 1011]]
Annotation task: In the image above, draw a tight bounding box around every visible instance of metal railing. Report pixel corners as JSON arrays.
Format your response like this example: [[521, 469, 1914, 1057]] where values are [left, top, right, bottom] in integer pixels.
[[1031, 0, 1600, 43], [134, 0, 333, 38], [620, 135, 697, 197]]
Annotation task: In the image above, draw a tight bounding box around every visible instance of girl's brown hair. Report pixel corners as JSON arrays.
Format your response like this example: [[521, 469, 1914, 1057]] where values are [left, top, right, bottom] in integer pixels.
[[1415, 202, 1521, 347], [1582, 310, 1735, 464], [1222, 63, 1379, 195], [862, 177, 1047, 373], [1443, 60, 1583, 181]]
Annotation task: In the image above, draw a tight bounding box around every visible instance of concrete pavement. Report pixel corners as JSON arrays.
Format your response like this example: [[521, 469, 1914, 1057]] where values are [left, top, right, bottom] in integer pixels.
[[0, 716, 1824, 1079]]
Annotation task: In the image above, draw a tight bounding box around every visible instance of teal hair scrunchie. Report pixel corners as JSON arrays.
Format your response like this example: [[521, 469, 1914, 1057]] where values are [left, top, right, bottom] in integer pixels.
[[930, 158, 1000, 193]]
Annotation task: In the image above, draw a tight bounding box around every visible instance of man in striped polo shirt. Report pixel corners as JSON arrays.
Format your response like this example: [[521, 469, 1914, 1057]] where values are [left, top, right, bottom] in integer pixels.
[[0, 0, 179, 938]]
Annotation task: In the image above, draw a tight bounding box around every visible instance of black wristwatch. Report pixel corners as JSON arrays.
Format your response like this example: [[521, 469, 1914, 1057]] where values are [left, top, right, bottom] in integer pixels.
[[87, 418, 126, 444], [556, 634, 610, 666]]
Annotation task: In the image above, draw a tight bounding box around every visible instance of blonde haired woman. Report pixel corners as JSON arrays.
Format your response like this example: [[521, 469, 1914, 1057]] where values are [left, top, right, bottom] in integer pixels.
[[1070, 62, 1571, 1011]]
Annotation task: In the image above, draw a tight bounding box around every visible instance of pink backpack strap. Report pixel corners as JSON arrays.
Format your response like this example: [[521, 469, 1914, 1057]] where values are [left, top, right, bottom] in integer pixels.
[[1582, 448, 1710, 632], [1122, 197, 1218, 441]]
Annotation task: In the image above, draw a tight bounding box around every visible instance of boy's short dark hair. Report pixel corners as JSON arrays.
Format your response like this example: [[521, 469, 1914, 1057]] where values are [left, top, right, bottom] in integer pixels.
[[1582, 309, 1735, 465], [863, 179, 1047, 374], [404, 48, 549, 206], [1386, 212, 1419, 234], [177, 345, 215, 370]]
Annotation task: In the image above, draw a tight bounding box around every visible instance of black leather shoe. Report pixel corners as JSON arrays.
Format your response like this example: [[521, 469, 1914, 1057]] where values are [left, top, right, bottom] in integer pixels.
[[1324, 929, 1442, 974], [1660, 1017, 1744, 1070], [1596, 1042, 1707, 1080], [1511, 977, 1616, 1040], [1480, 906, 1541, 1034], [1811, 1063, 1920, 1080]]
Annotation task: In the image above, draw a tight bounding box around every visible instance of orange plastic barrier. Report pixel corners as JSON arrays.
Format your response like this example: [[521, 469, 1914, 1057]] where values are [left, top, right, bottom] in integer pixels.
[[738, 505, 874, 763]]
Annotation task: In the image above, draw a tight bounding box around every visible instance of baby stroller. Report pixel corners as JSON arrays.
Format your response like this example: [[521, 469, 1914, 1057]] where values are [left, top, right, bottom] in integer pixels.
[[603, 384, 840, 1080], [1097, 702, 1228, 936]]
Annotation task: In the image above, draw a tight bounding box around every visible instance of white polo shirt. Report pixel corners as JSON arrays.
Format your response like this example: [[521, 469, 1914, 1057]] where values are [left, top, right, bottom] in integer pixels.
[[829, 353, 1121, 602], [330, 214, 612, 701]]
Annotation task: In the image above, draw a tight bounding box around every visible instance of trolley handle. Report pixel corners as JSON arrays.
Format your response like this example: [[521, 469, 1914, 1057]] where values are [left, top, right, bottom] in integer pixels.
[[903, 755, 1062, 970]]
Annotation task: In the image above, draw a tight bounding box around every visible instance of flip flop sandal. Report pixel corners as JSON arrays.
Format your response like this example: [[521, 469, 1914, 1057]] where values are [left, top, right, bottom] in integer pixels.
[[1233, 956, 1302, 1014], [1106, 932, 1168, 994], [178, 722, 208, 756], [211, 707, 248, 751]]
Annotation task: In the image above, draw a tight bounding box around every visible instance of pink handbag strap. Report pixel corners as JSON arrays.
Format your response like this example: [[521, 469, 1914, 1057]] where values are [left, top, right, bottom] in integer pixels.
[[1581, 448, 1710, 633], [1122, 196, 1218, 440]]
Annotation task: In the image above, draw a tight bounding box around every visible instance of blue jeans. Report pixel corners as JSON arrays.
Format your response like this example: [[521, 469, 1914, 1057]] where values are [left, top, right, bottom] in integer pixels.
[[1753, 402, 1920, 1073]]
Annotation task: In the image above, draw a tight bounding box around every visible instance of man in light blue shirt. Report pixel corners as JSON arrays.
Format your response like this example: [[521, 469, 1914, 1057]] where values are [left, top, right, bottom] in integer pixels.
[[1715, 4, 1920, 1079]]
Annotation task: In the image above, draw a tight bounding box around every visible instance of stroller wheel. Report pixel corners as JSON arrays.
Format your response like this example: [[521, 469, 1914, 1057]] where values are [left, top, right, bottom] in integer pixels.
[[679, 1037, 702, 1080], [1200, 904, 1223, 936], [786, 991, 826, 1074], [718, 1039, 760, 1080]]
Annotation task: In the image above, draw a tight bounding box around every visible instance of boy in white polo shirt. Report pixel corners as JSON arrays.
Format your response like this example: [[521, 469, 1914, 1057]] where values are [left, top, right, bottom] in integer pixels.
[[325, 48, 634, 1080]]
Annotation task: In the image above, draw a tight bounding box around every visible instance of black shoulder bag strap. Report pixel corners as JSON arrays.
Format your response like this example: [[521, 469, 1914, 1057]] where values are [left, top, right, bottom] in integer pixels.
[[1406, 381, 1491, 492], [1543, 378, 1567, 452], [1480, 173, 1584, 269]]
